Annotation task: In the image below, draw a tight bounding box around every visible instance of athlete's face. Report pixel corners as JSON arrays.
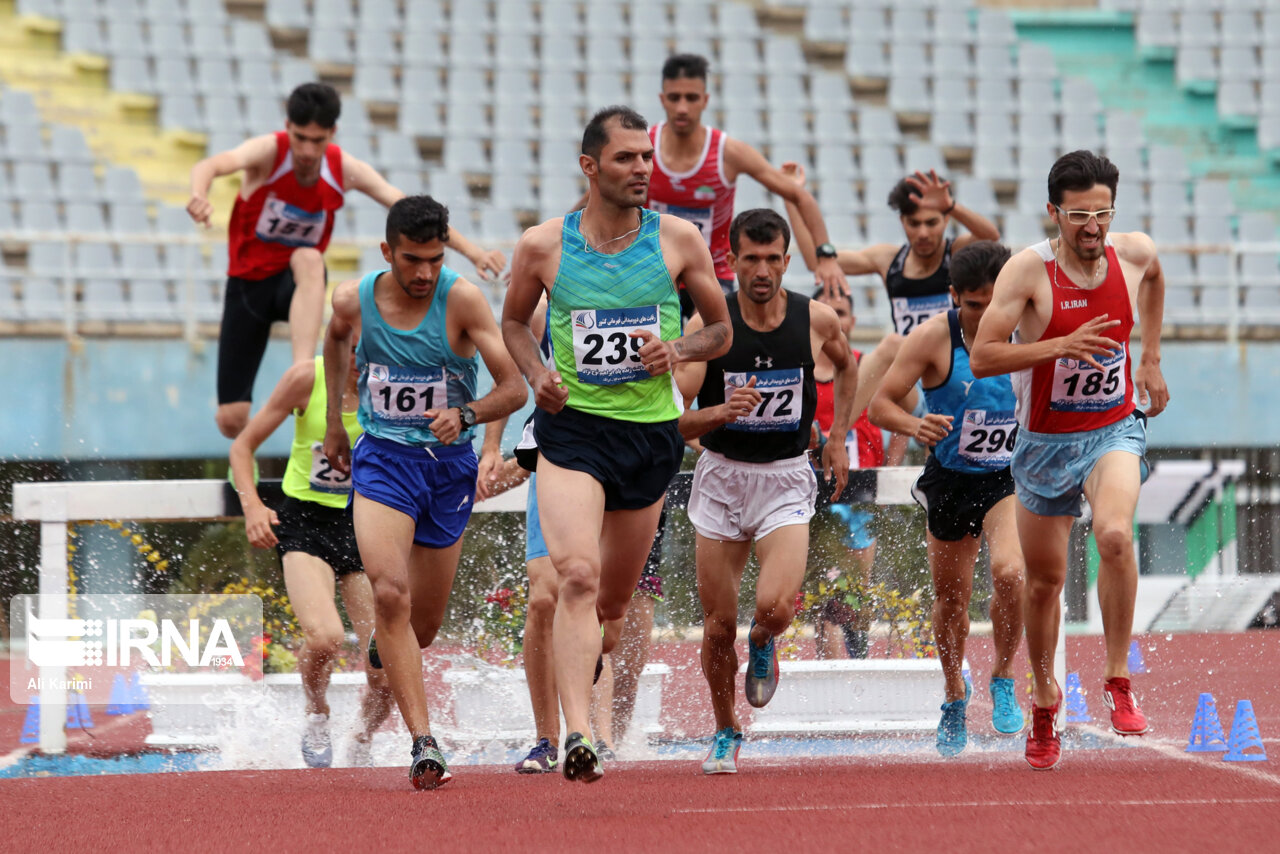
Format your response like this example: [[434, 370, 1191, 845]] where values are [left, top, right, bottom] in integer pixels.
[[1050, 184, 1114, 263], [818, 292, 854, 338], [660, 77, 708, 135], [729, 233, 790, 304], [900, 209, 947, 260], [950, 283, 995, 326], [285, 121, 335, 178], [582, 122, 653, 207], [383, 237, 447, 299]]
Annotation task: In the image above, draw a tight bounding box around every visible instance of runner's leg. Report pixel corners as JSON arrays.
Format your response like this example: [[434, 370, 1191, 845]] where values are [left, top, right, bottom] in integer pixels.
[[982, 495, 1025, 679]]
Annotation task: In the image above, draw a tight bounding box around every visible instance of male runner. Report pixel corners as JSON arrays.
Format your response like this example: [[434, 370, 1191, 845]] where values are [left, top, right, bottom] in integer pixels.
[[188, 82, 506, 438], [782, 162, 1000, 417], [869, 241, 1027, 755], [229, 348, 392, 768], [503, 106, 731, 783], [810, 286, 908, 660], [970, 150, 1169, 770], [676, 208, 855, 775], [322, 195, 526, 789], [648, 54, 848, 304]]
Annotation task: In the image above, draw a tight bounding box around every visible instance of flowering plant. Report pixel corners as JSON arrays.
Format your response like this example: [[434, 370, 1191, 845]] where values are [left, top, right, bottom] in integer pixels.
[[471, 580, 528, 667], [777, 572, 937, 660]]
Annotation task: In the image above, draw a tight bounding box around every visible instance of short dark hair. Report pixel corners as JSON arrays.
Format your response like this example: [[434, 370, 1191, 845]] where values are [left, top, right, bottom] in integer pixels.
[[812, 284, 853, 312], [728, 208, 791, 255], [286, 82, 341, 129], [886, 176, 942, 218], [662, 54, 709, 82], [385, 195, 450, 247], [950, 241, 1011, 294], [581, 106, 648, 160], [1047, 150, 1119, 207]]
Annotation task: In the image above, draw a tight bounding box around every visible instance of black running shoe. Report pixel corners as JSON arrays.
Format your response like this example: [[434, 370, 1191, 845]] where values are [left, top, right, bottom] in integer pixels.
[[593, 653, 603, 685], [368, 630, 382, 670], [409, 734, 452, 790], [562, 732, 603, 783]]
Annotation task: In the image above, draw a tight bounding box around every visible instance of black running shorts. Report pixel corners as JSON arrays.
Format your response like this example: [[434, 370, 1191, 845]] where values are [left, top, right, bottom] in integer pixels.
[[273, 496, 364, 576], [910, 455, 1015, 542], [217, 267, 303, 404]]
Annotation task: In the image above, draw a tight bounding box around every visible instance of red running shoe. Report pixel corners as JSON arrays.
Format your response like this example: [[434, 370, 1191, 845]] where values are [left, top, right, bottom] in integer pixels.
[[1025, 684, 1062, 771], [1103, 677, 1150, 735]]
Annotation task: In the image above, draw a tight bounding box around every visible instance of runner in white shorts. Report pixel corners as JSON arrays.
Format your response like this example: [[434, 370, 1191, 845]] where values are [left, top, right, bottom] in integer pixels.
[[676, 209, 856, 775]]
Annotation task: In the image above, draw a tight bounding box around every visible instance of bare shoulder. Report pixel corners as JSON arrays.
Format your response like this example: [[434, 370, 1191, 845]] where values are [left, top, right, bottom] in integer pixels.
[[1110, 231, 1158, 266], [331, 277, 362, 317], [997, 247, 1049, 292], [278, 359, 318, 404], [515, 218, 564, 256], [447, 275, 492, 317], [912, 308, 952, 347], [658, 211, 705, 246], [808, 297, 840, 335]]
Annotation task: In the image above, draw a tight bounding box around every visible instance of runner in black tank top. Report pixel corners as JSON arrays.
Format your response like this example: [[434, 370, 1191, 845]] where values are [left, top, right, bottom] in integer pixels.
[[885, 237, 954, 336]]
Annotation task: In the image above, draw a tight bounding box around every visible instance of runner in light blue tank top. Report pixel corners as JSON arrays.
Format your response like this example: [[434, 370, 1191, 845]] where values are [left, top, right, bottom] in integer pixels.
[[923, 309, 1018, 474], [355, 266, 479, 448]]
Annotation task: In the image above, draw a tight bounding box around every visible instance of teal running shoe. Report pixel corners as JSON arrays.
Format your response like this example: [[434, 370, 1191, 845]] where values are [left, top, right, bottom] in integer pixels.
[[562, 731, 603, 783], [744, 620, 779, 708], [990, 676, 1024, 734], [936, 677, 971, 757], [701, 727, 743, 775]]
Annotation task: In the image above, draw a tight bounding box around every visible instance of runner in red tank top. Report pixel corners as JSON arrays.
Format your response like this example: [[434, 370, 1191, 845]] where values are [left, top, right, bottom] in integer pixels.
[[970, 151, 1170, 771], [647, 54, 849, 309], [187, 83, 508, 439]]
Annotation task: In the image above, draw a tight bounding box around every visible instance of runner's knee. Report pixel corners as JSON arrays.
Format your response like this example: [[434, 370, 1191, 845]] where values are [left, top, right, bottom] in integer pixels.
[[215, 406, 248, 439], [754, 602, 792, 635], [370, 577, 411, 622], [411, 616, 442, 648], [1093, 522, 1133, 564], [1025, 570, 1064, 602], [556, 557, 599, 602], [990, 558, 1026, 596], [702, 612, 737, 646], [289, 247, 325, 281], [526, 584, 557, 623], [303, 628, 345, 658]]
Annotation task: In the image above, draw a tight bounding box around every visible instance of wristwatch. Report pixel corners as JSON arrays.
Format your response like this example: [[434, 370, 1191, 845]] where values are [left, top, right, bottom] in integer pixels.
[[816, 242, 838, 259], [457, 404, 478, 429]]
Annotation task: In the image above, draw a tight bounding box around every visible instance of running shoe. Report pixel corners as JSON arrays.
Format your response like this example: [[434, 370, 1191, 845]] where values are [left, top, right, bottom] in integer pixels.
[[701, 727, 743, 775], [409, 734, 453, 790], [562, 731, 603, 783], [1025, 683, 1062, 771], [367, 630, 382, 670], [745, 620, 779, 708], [515, 737, 558, 774], [301, 712, 332, 768], [594, 653, 604, 685], [596, 740, 617, 763], [1102, 676, 1150, 736], [936, 677, 971, 757], [990, 676, 1025, 734]]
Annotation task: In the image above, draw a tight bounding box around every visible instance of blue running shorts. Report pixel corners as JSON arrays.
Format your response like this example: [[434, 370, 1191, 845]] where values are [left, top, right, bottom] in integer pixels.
[[1011, 411, 1149, 518], [525, 473, 549, 562], [351, 433, 479, 548], [828, 503, 876, 551]]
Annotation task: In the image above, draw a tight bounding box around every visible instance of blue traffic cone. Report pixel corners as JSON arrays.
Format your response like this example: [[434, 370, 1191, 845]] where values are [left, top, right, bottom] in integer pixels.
[[20, 697, 40, 744], [65, 695, 83, 729], [105, 673, 133, 715], [1064, 672, 1091, 722], [1127, 640, 1147, 674], [128, 671, 151, 711], [1186, 692, 1229, 752], [1223, 700, 1267, 762], [73, 693, 94, 730]]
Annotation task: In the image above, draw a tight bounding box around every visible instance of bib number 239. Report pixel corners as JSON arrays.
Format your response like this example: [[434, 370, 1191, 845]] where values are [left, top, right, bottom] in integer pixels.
[[573, 305, 662, 385], [309, 442, 351, 494], [367, 363, 447, 426]]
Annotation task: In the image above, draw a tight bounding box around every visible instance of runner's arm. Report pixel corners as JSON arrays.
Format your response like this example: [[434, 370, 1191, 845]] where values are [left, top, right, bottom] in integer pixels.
[[322, 280, 361, 475], [869, 320, 953, 446], [815, 301, 854, 498], [187, 134, 277, 226], [665, 217, 731, 365], [502, 221, 569, 411], [476, 415, 508, 500], [1127, 233, 1169, 417], [779, 162, 892, 277], [455, 282, 529, 427], [948, 203, 1001, 251], [729, 140, 847, 296]]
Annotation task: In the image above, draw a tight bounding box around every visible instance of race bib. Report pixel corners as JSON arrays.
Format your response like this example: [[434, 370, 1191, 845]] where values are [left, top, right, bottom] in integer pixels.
[[254, 196, 327, 247], [891, 293, 952, 335], [724, 368, 803, 433], [366, 363, 447, 426], [572, 305, 661, 386], [957, 409, 1016, 468], [650, 201, 713, 247], [1050, 346, 1126, 413], [308, 441, 351, 494]]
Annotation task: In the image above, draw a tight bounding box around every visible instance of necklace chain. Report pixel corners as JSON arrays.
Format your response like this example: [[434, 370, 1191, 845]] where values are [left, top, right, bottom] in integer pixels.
[[1053, 237, 1105, 291], [581, 207, 642, 254]]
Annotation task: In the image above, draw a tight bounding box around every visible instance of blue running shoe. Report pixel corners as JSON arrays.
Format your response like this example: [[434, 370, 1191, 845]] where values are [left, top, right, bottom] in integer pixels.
[[990, 676, 1024, 734], [515, 737, 558, 774], [745, 620, 779, 708], [409, 734, 452, 790], [701, 727, 743, 775], [936, 678, 971, 757], [367, 630, 382, 670], [562, 732, 603, 783], [301, 712, 332, 768]]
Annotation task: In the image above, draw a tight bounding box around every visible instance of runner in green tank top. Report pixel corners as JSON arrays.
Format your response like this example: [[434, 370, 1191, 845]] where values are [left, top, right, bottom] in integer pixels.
[[229, 348, 392, 769], [502, 106, 732, 783]]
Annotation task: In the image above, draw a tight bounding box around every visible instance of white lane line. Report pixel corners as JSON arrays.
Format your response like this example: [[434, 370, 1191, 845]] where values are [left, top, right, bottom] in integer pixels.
[[1089, 727, 1280, 788], [673, 797, 1280, 815]]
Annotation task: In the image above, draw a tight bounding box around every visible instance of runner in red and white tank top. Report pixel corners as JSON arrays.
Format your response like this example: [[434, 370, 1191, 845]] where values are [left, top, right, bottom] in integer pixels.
[[1012, 237, 1136, 434], [647, 122, 736, 282], [228, 131, 345, 281]]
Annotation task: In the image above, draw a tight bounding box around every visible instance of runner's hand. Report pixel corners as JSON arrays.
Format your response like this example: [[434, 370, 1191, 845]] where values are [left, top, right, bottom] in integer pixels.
[[532, 368, 569, 413], [1059, 315, 1122, 370], [1135, 359, 1169, 417], [781, 161, 806, 188], [243, 503, 279, 549], [472, 248, 507, 281], [721, 376, 761, 424], [475, 448, 502, 501], [631, 329, 677, 375], [821, 439, 849, 501], [816, 257, 849, 300], [186, 195, 213, 227], [425, 408, 463, 445], [323, 425, 352, 476], [913, 413, 953, 447], [904, 169, 953, 213]]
